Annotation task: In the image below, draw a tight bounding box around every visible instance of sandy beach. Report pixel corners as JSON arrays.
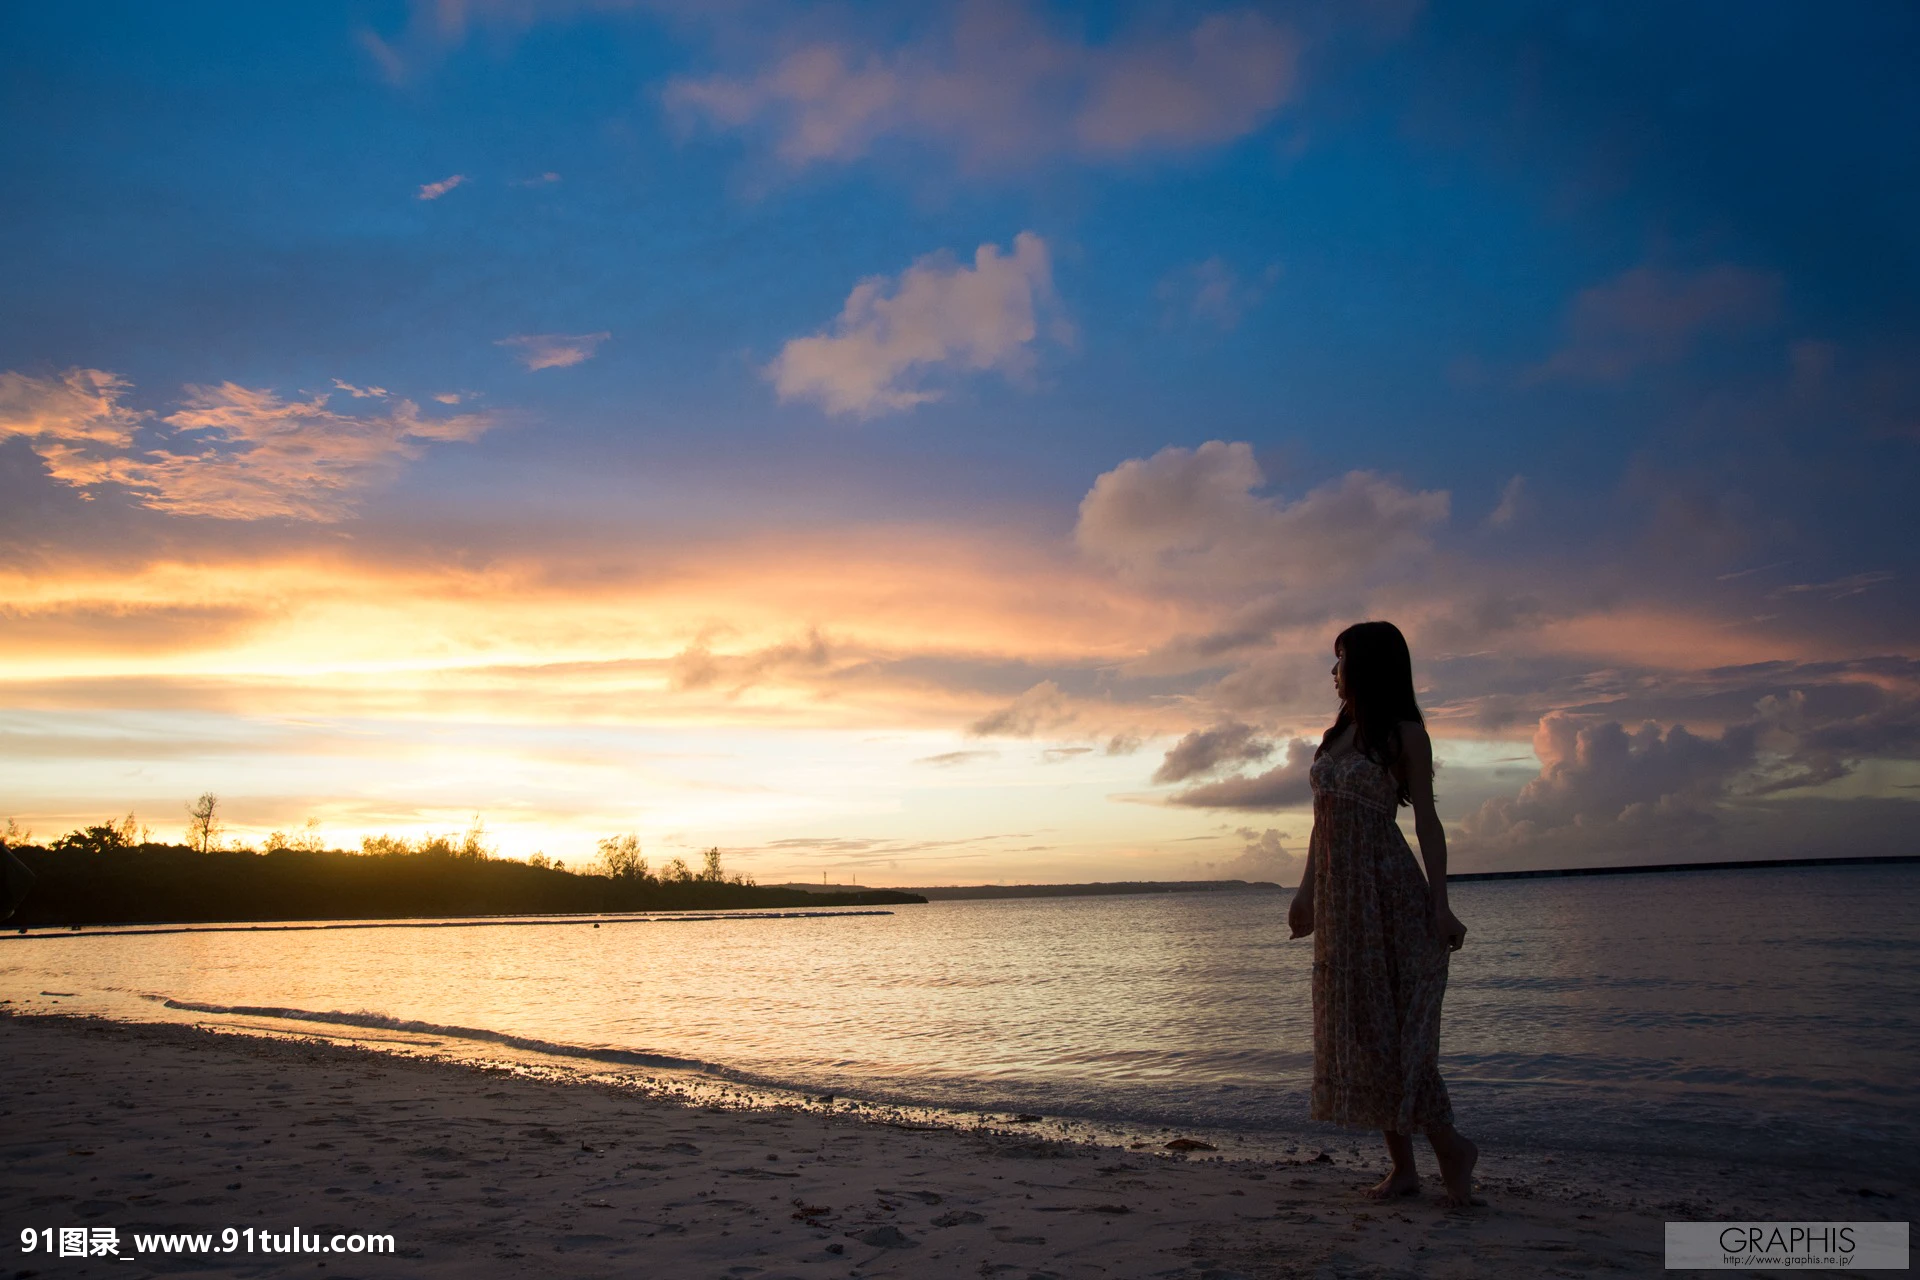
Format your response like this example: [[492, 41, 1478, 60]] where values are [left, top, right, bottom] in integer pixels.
[[4, 1013, 1907, 1279]]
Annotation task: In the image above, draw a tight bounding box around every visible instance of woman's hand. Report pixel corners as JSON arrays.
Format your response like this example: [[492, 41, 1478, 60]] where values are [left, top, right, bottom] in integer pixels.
[[1288, 888, 1314, 939], [1435, 902, 1466, 951]]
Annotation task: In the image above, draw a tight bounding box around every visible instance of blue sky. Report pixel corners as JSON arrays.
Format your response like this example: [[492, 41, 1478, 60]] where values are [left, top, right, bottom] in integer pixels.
[[2, 1, 1916, 881]]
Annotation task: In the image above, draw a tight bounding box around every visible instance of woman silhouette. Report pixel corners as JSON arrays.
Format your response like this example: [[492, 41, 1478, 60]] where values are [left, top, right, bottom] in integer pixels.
[[1287, 620, 1480, 1206]]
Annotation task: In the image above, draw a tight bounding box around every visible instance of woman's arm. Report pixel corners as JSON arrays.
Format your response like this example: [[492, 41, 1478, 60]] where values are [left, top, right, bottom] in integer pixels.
[[1398, 722, 1467, 950], [1287, 843, 1317, 938]]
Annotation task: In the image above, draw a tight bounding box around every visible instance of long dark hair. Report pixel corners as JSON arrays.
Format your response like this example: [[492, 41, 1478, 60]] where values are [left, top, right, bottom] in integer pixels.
[[1316, 620, 1428, 806]]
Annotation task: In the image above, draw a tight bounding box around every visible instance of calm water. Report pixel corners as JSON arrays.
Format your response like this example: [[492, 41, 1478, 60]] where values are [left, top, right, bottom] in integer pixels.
[[5, 864, 1916, 1178]]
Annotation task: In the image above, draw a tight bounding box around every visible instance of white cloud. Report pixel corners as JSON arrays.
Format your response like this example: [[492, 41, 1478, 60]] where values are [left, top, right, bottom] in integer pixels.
[[768, 231, 1061, 417], [496, 331, 612, 371], [0, 369, 497, 521], [666, 5, 1299, 172], [1075, 440, 1450, 592], [416, 173, 468, 201]]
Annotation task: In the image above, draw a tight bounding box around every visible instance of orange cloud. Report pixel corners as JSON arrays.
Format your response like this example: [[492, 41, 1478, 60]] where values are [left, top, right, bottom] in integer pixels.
[[0, 370, 497, 521], [0, 367, 143, 486]]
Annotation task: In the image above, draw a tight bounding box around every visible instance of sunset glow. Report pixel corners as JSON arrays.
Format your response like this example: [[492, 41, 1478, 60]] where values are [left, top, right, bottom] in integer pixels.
[[3, 3, 1915, 882]]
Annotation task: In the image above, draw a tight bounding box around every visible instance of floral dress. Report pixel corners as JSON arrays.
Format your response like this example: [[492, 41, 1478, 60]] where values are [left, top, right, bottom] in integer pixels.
[[1307, 747, 1454, 1134]]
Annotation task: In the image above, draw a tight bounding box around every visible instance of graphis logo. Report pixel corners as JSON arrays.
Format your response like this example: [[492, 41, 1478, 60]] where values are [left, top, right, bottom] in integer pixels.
[[1664, 1221, 1908, 1271]]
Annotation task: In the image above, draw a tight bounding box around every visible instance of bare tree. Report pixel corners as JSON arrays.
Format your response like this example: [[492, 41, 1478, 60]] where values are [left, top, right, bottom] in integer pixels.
[[187, 793, 221, 854]]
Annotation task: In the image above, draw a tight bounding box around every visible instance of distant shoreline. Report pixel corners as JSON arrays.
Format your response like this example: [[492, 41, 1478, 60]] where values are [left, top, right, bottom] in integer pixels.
[[803, 854, 1919, 898], [1449, 852, 1920, 882], [772, 878, 1283, 901]]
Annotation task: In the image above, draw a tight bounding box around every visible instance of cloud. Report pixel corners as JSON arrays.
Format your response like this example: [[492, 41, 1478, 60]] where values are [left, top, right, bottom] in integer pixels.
[[768, 231, 1061, 417], [512, 172, 562, 186], [0, 368, 143, 486], [331, 379, 389, 399], [1075, 441, 1449, 592], [0, 369, 497, 521], [1486, 474, 1527, 528], [668, 627, 834, 696], [1457, 712, 1759, 864], [357, 27, 409, 83], [969, 679, 1072, 737], [1215, 826, 1299, 882], [1073, 12, 1300, 156], [1166, 736, 1316, 810], [665, 5, 1298, 172], [1151, 720, 1273, 783], [416, 173, 468, 201], [1158, 258, 1280, 331], [1773, 571, 1894, 602], [1535, 264, 1781, 381], [496, 331, 611, 371], [916, 749, 999, 767]]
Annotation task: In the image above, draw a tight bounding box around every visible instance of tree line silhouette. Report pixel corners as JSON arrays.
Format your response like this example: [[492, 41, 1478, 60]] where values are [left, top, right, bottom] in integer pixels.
[[0, 800, 921, 928]]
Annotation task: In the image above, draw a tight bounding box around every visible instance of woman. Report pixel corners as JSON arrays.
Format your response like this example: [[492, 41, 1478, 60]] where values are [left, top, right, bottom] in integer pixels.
[[1287, 620, 1480, 1207]]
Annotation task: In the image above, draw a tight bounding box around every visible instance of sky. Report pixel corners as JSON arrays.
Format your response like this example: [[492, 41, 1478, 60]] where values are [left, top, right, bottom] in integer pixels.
[[2, 0, 1917, 884]]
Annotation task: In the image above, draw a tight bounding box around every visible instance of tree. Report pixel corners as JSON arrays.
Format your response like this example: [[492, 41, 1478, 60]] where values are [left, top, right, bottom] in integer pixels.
[[0, 818, 30, 849], [187, 793, 221, 854], [697, 846, 753, 886], [51, 815, 140, 855], [455, 817, 492, 860], [595, 834, 649, 882]]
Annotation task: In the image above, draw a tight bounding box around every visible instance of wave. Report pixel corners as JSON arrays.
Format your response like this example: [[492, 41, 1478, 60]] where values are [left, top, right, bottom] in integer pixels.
[[152, 997, 728, 1077]]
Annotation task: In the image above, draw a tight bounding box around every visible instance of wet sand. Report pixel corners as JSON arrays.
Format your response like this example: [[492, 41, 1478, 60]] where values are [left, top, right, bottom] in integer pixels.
[[2, 1013, 1906, 1278]]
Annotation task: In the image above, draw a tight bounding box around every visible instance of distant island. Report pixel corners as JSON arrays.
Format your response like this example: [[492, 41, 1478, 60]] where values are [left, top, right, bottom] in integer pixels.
[[0, 837, 922, 929], [771, 879, 1283, 900]]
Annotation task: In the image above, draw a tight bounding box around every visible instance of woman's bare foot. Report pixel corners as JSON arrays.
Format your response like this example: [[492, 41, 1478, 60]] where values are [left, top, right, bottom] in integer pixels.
[[1430, 1129, 1482, 1208], [1363, 1168, 1420, 1199]]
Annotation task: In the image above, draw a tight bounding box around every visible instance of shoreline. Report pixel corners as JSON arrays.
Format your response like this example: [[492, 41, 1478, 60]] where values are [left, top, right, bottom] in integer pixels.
[[7, 1013, 1908, 1278]]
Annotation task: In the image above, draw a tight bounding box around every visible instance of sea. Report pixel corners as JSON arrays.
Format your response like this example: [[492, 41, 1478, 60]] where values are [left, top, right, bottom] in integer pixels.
[[4, 862, 1916, 1181]]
